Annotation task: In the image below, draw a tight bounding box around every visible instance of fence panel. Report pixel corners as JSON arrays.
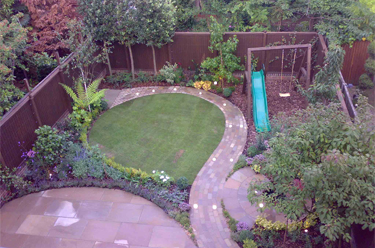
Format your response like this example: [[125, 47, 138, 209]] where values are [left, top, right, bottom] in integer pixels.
[[0, 54, 107, 169], [342, 41, 370, 85], [170, 32, 215, 69]]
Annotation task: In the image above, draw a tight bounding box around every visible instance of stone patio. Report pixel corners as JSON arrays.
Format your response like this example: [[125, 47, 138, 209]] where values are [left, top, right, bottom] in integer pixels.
[[222, 167, 286, 228], [0, 188, 196, 248]]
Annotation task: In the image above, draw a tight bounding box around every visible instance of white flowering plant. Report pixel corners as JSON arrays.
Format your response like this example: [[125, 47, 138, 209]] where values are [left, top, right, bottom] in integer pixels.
[[151, 170, 174, 187]]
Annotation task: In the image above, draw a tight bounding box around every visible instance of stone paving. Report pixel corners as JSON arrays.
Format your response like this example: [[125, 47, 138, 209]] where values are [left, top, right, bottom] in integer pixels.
[[112, 86, 249, 248], [0, 188, 196, 248], [223, 167, 286, 229]]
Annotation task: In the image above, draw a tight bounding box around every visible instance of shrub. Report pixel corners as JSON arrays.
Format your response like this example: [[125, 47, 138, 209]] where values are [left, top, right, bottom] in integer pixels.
[[364, 58, 375, 75], [100, 99, 109, 111], [159, 62, 178, 84], [153, 73, 166, 83], [233, 154, 247, 171], [216, 87, 223, 93], [178, 202, 191, 212], [0, 164, 30, 193], [247, 146, 262, 157], [0, 83, 25, 118], [186, 80, 194, 87], [238, 230, 254, 243], [229, 86, 236, 92], [223, 88, 232, 97], [176, 176, 189, 190], [368, 41, 375, 57], [136, 71, 150, 83], [175, 212, 190, 228], [359, 74, 374, 89], [237, 221, 250, 231], [243, 239, 258, 248], [34, 125, 72, 165], [106, 72, 132, 88]]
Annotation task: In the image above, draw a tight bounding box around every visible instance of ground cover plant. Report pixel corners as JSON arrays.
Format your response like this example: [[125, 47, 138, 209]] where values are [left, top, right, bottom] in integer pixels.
[[89, 93, 225, 183]]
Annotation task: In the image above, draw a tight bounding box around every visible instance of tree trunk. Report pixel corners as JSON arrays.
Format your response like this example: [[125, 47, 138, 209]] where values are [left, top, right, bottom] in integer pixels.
[[151, 45, 157, 75], [284, 219, 288, 244], [128, 44, 135, 79], [105, 50, 112, 76]]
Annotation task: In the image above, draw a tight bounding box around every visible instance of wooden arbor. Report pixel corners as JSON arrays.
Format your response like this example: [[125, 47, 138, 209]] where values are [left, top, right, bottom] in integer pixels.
[[244, 44, 312, 120]]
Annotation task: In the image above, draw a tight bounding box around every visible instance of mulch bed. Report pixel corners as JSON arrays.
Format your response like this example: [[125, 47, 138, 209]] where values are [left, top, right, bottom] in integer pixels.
[[100, 75, 308, 154]]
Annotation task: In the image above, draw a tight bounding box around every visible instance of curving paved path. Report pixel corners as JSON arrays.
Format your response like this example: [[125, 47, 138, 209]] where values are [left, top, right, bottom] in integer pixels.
[[112, 86, 248, 248], [223, 167, 286, 229], [0, 187, 196, 248]]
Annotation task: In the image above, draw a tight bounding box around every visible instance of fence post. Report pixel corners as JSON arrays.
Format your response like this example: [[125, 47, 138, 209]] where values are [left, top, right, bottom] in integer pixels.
[[168, 43, 172, 64], [262, 32, 267, 70], [25, 79, 42, 127]]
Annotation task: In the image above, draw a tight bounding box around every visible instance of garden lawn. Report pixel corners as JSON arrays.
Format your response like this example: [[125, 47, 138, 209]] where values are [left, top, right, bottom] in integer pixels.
[[89, 93, 225, 183]]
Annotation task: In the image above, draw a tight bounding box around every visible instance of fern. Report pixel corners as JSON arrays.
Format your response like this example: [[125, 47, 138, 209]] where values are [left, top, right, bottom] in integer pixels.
[[60, 78, 106, 110]]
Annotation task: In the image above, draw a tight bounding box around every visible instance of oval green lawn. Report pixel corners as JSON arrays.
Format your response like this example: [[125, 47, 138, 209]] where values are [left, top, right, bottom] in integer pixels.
[[89, 93, 225, 183]]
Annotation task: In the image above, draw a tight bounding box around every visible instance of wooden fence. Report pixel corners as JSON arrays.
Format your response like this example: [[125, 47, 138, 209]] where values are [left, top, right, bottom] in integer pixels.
[[0, 54, 107, 169], [109, 32, 320, 73], [341, 41, 370, 85]]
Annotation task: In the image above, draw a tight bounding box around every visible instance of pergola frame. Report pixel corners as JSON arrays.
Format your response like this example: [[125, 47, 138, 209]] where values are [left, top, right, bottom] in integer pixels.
[[245, 44, 312, 120]]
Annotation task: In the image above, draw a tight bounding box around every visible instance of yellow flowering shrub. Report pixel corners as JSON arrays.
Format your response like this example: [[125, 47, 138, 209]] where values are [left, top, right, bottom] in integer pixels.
[[193, 81, 204, 89], [255, 213, 318, 232], [202, 81, 212, 91]]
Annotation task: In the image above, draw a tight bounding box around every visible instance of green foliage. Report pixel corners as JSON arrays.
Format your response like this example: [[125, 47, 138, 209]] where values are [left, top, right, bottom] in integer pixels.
[[201, 16, 244, 86], [216, 87, 223, 93], [136, 71, 150, 83], [60, 78, 106, 111], [234, 154, 247, 170], [176, 176, 189, 190], [61, 19, 107, 85], [221, 199, 239, 232], [243, 239, 258, 248], [0, 13, 28, 84], [299, 44, 345, 104], [0, 164, 29, 193], [68, 106, 92, 132], [159, 62, 179, 84], [0, 0, 15, 20], [64, 143, 105, 179], [135, 0, 176, 48], [247, 146, 262, 157], [0, 83, 25, 118], [175, 211, 191, 228], [248, 99, 375, 242], [34, 125, 72, 166], [174, 0, 198, 31], [105, 72, 133, 88], [364, 58, 375, 75], [359, 73, 374, 89], [368, 41, 375, 56], [223, 88, 233, 97]]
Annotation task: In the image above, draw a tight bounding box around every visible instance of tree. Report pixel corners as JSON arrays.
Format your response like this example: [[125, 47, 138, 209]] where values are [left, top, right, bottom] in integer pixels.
[[135, 0, 177, 74], [299, 44, 345, 104], [248, 99, 375, 245], [0, 0, 15, 20], [77, 0, 120, 76], [60, 19, 107, 110], [0, 13, 28, 84], [114, 0, 138, 79], [20, 0, 77, 53], [201, 16, 244, 87]]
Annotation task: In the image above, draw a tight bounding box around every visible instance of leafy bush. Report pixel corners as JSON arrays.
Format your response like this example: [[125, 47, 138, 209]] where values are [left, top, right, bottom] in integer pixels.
[[178, 202, 191, 212], [243, 239, 258, 248], [106, 72, 132, 88], [247, 146, 262, 157], [193, 81, 211, 91], [237, 222, 250, 231], [175, 211, 190, 228], [64, 144, 105, 179], [359, 74, 374, 89], [238, 230, 254, 243], [26, 52, 58, 81], [364, 58, 375, 75], [233, 154, 247, 171], [151, 170, 174, 187], [34, 125, 72, 165], [176, 176, 189, 190], [0, 83, 25, 118], [159, 62, 178, 84], [216, 87, 223, 93], [136, 71, 150, 83], [153, 73, 166, 83], [0, 164, 29, 193], [201, 16, 244, 87], [223, 88, 232, 97]]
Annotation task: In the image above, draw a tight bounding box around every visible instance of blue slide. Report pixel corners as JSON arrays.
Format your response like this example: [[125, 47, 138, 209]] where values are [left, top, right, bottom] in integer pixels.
[[251, 70, 271, 132]]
